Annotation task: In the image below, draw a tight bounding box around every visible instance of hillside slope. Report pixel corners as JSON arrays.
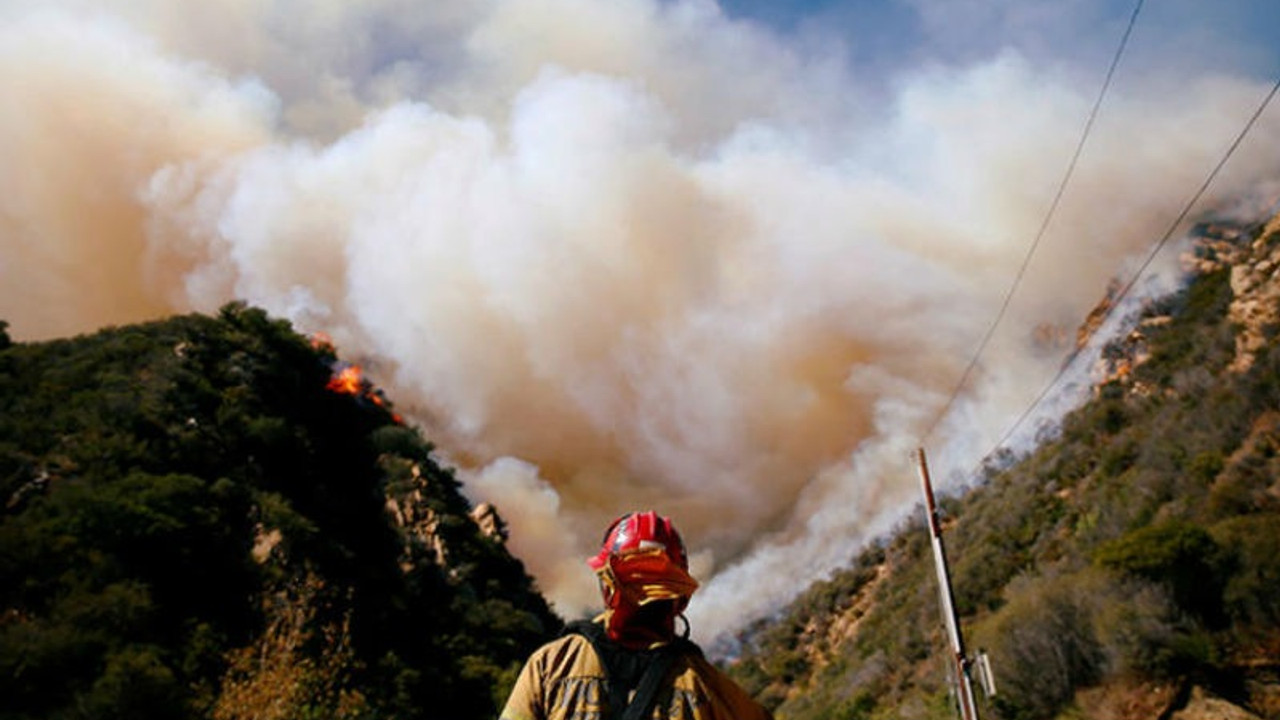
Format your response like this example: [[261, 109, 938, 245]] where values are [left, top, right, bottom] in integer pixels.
[[726, 216, 1280, 720], [0, 303, 561, 720]]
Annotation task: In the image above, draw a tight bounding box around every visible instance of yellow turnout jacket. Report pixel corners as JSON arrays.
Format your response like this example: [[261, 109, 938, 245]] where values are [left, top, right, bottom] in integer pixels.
[[499, 631, 773, 720]]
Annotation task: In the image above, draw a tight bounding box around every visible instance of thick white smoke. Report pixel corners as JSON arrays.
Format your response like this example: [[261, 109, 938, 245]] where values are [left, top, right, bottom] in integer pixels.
[[2, 0, 1278, 643]]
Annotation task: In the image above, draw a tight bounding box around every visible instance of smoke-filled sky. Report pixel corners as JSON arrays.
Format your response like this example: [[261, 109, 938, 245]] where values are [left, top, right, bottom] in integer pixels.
[[3, 0, 1280, 643]]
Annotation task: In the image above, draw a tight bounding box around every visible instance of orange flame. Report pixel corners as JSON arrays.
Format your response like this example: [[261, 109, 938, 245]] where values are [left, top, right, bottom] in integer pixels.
[[327, 364, 364, 395], [314, 334, 403, 425]]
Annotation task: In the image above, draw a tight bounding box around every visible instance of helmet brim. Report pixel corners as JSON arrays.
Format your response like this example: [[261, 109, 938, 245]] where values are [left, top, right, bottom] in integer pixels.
[[593, 547, 699, 602]]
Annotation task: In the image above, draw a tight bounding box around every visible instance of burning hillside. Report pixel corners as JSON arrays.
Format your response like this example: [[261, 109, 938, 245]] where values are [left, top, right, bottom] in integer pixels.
[[313, 333, 403, 424], [0, 306, 560, 720]]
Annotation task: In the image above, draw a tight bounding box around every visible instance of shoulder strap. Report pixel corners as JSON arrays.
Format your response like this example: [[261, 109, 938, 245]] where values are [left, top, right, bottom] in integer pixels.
[[562, 621, 695, 720], [620, 643, 685, 720]]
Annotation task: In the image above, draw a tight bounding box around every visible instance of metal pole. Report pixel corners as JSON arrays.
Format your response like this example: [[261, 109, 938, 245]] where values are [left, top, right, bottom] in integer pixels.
[[918, 447, 980, 720]]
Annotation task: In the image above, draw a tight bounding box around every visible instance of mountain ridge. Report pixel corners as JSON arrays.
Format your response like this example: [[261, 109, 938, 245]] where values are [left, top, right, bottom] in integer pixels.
[[0, 303, 561, 720], [724, 213, 1280, 720]]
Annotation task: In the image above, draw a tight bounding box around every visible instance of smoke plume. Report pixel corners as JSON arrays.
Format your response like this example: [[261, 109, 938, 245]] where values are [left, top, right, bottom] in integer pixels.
[[2, 0, 1278, 642]]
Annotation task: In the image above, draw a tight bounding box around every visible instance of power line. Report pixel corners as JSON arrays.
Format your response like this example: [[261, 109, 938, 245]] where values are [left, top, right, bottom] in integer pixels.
[[922, 0, 1146, 444], [971, 73, 1280, 479]]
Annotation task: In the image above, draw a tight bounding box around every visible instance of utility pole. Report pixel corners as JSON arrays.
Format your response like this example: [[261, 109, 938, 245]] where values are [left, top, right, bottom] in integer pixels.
[[917, 447, 981, 720]]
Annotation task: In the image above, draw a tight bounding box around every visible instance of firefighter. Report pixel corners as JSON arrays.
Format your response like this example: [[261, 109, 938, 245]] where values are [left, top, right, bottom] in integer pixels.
[[499, 510, 774, 720]]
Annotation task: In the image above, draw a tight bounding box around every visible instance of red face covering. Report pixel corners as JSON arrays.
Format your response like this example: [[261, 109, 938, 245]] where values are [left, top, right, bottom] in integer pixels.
[[596, 547, 699, 649]]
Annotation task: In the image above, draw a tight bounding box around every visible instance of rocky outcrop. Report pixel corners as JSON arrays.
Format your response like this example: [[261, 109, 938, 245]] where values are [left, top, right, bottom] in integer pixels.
[[470, 502, 509, 543], [1072, 679, 1180, 720], [1092, 214, 1280, 389], [383, 462, 449, 572], [251, 525, 283, 564], [1093, 314, 1168, 396], [1171, 686, 1264, 720], [1227, 217, 1280, 373]]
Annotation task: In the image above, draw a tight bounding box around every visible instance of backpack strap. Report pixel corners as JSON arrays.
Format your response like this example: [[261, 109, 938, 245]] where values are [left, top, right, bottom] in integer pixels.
[[563, 620, 695, 720], [620, 645, 683, 720]]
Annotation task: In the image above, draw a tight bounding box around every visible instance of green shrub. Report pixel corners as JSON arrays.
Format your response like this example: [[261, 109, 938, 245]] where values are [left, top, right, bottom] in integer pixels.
[[1212, 514, 1280, 628], [832, 690, 876, 720], [1093, 521, 1229, 627], [84, 645, 186, 720], [1088, 575, 1210, 677], [976, 572, 1105, 720]]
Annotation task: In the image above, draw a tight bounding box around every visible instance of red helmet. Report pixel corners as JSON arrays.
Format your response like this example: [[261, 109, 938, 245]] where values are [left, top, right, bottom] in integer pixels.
[[588, 510, 689, 572], [588, 511, 699, 646]]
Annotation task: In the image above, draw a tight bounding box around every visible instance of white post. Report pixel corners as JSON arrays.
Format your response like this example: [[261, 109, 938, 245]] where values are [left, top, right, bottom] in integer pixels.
[[977, 649, 998, 698], [918, 447, 980, 720]]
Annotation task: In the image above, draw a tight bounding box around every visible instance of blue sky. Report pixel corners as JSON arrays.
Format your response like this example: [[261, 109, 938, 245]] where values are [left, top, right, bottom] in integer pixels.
[[717, 0, 1280, 83]]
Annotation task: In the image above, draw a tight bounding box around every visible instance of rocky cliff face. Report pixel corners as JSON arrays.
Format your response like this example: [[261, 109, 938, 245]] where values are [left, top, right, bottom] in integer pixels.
[[1227, 215, 1280, 373], [1093, 214, 1280, 389]]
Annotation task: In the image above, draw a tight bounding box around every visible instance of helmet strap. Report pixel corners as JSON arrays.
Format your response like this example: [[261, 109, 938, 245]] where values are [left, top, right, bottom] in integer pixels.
[[675, 612, 691, 640]]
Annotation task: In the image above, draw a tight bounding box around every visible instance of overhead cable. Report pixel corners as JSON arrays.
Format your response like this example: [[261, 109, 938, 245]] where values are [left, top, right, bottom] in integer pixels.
[[921, 0, 1146, 444], [972, 73, 1280, 480]]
